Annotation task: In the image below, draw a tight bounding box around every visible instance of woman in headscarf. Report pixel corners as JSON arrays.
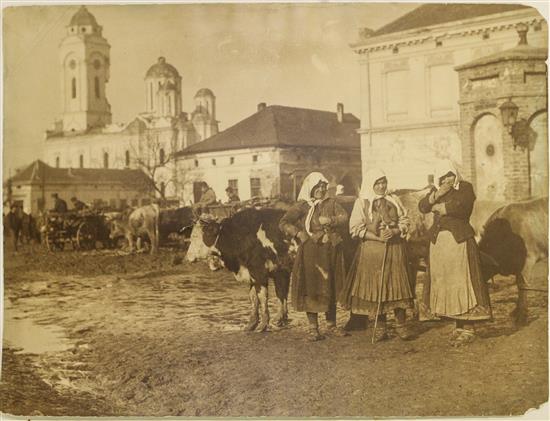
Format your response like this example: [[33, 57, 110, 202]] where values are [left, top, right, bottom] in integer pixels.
[[279, 172, 349, 341], [418, 159, 491, 346], [339, 169, 414, 342]]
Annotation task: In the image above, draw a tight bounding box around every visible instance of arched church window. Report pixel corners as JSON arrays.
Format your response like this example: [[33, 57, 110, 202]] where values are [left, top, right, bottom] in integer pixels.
[[79, 155, 84, 168], [94, 77, 100, 99], [125, 150, 130, 167], [160, 182, 166, 198], [71, 78, 77, 99], [159, 148, 165, 165], [103, 152, 109, 169], [55, 157, 60, 168]]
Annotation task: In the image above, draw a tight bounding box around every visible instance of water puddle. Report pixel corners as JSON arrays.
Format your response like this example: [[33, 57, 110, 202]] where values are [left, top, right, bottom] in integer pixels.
[[3, 301, 73, 354]]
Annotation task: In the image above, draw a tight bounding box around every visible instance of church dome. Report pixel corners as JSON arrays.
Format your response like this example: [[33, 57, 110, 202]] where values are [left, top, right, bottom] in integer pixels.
[[69, 6, 99, 27], [195, 88, 215, 98], [145, 57, 180, 79]]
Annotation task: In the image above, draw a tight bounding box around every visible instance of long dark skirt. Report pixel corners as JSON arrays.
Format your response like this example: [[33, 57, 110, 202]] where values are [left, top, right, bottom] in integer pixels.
[[339, 238, 414, 317], [291, 238, 345, 313], [420, 232, 492, 321]]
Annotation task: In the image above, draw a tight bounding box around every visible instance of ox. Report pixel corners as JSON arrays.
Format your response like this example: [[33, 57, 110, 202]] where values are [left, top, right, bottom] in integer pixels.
[[478, 197, 548, 325], [110, 204, 160, 254], [159, 206, 194, 246], [200, 208, 291, 332]]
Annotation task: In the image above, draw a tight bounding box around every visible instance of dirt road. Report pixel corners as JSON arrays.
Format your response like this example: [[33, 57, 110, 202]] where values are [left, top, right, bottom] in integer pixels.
[[1, 247, 548, 417]]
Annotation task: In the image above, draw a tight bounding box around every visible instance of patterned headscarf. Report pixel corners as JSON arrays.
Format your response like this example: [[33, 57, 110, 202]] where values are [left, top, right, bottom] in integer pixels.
[[297, 172, 329, 235]]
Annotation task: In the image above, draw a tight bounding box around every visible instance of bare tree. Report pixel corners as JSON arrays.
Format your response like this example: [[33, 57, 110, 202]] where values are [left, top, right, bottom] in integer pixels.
[[130, 132, 177, 201]]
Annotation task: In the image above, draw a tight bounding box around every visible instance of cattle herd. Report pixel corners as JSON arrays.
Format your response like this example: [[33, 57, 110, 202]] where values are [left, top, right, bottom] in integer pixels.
[[4, 193, 548, 330]]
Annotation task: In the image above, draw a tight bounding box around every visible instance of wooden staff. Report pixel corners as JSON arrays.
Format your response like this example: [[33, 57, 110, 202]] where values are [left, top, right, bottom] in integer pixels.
[[371, 235, 389, 344]]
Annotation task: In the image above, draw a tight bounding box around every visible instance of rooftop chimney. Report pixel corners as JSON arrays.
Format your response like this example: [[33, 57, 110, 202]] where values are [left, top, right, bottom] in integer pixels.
[[358, 27, 375, 40], [516, 22, 528, 46], [257, 103, 267, 112], [336, 103, 344, 123]]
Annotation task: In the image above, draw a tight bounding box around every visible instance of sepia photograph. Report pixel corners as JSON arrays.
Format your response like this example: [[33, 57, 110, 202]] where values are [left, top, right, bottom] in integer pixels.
[[1, 1, 548, 418]]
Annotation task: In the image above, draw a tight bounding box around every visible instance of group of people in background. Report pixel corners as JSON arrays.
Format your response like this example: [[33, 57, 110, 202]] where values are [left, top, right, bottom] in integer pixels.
[[281, 160, 491, 346], [3, 193, 89, 253]]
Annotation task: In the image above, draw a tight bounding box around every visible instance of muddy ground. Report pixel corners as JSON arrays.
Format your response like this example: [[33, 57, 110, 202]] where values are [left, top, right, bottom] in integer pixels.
[[1, 243, 548, 417]]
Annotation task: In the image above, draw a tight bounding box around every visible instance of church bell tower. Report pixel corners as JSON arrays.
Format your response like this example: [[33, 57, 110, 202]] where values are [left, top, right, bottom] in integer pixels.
[[59, 6, 112, 132]]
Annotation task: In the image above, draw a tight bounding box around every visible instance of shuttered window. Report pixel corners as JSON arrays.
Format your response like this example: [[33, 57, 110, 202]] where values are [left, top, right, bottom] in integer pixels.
[[250, 178, 261, 198]]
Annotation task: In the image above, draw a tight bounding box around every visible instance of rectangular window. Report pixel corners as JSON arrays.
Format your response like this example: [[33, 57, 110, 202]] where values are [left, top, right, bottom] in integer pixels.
[[252, 155, 258, 162], [141, 198, 151, 206], [250, 177, 261, 198], [428, 64, 457, 117], [385, 70, 409, 118], [94, 77, 100, 99], [109, 198, 117, 208], [211, 158, 216, 166], [71, 78, 77, 99], [120, 199, 127, 209], [194, 159, 199, 167], [230, 157, 235, 165], [228, 179, 239, 196], [131, 198, 138, 207]]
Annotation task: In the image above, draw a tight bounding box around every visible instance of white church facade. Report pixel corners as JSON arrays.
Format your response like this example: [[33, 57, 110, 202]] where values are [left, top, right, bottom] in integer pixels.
[[43, 6, 219, 201]]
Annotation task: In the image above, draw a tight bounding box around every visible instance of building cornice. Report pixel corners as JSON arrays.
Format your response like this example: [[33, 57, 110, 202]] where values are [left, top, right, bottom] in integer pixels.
[[352, 9, 544, 54], [358, 119, 459, 134], [177, 144, 360, 159]]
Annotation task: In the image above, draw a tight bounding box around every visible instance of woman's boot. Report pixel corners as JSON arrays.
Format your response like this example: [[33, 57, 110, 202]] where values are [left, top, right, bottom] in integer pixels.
[[372, 314, 388, 342], [394, 308, 413, 340], [307, 312, 325, 342], [450, 321, 476, 346]]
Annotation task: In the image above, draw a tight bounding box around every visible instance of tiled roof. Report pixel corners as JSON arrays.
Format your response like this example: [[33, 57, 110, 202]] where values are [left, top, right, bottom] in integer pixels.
[[9, 160, 152, 187], [177, 105, 360, 156], [372, 3, 530, 37]]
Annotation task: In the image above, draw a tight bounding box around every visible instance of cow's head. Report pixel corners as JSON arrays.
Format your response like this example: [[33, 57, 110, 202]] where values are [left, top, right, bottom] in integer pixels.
[[199, 215, 221, 247]]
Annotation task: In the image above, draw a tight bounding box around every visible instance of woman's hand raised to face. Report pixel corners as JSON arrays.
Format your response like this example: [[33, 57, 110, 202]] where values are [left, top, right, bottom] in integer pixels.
[[434, 182, 452, 201]]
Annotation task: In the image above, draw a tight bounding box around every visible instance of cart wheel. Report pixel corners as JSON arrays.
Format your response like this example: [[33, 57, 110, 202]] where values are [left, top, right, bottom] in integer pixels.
[[77, 222, 96, 250]]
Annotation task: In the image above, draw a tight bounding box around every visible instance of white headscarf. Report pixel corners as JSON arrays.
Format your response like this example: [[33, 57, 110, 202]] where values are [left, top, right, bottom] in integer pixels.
[[359, 168, 408, 226], [297, 172, 329, 235], [433, 159, 461, 190]]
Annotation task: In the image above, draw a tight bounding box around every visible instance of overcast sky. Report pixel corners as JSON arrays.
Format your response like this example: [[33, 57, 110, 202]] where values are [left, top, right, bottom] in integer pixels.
[[3, 2, 420, 178]]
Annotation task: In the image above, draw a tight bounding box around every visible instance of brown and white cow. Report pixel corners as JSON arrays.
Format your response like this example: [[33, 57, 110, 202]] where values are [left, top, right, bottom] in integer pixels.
[[478, 197, 548, 325], [110, 204, 160, 254], [199, 208, 292, 332]]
